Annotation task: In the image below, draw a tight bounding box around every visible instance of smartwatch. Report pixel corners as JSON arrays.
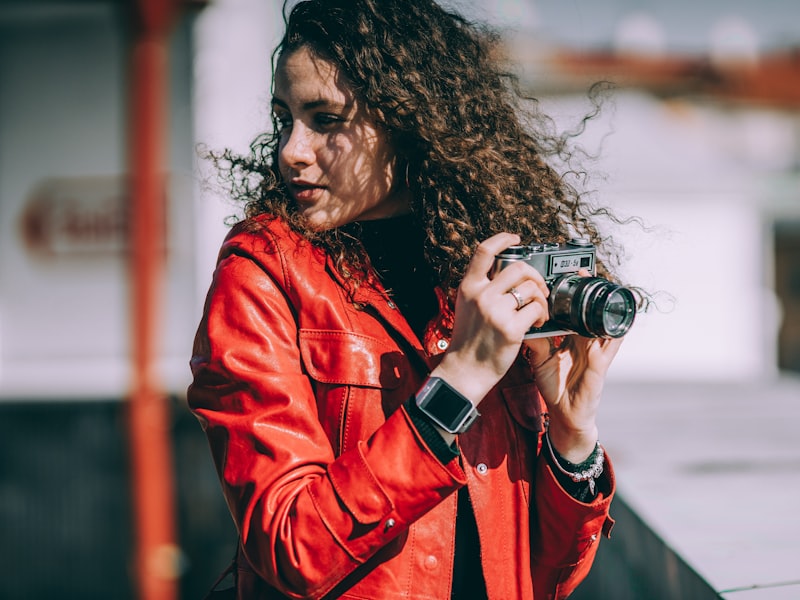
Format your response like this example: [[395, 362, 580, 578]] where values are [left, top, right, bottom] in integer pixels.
[[415, 377, 480, 434]]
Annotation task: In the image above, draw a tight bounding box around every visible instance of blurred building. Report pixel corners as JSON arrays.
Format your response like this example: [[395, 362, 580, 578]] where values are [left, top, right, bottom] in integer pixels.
[[0, 0, 798, 598], [508, 33, 800, 382], [0, 1, 226, 598]]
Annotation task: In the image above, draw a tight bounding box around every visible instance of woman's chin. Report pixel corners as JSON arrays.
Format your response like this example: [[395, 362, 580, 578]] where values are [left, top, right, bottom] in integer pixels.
[[302, 209, 340, 231]]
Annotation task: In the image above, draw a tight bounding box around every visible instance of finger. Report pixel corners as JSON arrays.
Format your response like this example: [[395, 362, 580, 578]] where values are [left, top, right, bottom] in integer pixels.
[[503, 278, 546, 309], [463, 233, 521, 284], [570, 336, 624, 375], [502, 290, 548, 329], [505, 286, 527, 311], [590, 336, 624, 363], [515, 287, 549, 327], [490, 261, 549, 299], [517, 280, 550, 328]]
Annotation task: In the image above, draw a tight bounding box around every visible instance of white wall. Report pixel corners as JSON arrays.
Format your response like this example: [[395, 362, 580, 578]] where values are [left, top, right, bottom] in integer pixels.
[[0, 5, 198, 399], [191, 0, 284, 317], [539, 92, 796, 381]]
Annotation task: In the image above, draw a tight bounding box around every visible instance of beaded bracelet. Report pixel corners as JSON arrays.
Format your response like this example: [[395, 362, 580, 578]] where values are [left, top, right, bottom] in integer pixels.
[[543, 429, 605, 495]]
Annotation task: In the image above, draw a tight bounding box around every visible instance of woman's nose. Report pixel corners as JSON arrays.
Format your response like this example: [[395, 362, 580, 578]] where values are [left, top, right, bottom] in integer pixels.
[[280, 123, 316, 169]]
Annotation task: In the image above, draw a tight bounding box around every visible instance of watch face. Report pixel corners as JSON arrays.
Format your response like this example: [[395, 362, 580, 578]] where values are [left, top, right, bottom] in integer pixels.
[[429, 384, 472, 424], [417, 378, 477, 433]]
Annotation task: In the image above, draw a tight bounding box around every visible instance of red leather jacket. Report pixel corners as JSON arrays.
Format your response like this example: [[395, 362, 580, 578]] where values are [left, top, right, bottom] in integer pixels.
[[188, 216, 615, 600]]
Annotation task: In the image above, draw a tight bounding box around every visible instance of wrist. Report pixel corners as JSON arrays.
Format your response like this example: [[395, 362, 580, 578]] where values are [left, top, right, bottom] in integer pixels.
[[414, 376, 480, 437], [545, 417, 598, 464], [404, 397, 460, 460], [543, 430, 605, 496], [429, 362, 494, 406]]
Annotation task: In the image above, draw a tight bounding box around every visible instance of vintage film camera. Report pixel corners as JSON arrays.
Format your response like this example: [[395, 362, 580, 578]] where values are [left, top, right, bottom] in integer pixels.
[[492, 238, 636, 339]]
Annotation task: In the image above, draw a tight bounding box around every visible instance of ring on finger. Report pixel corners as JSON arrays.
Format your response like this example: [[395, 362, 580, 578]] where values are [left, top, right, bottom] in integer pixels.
[[507, 286, 525, 310]]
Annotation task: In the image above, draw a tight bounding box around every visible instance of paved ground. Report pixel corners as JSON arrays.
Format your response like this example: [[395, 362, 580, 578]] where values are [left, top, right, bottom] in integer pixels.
[[599, 375, 800, 599]]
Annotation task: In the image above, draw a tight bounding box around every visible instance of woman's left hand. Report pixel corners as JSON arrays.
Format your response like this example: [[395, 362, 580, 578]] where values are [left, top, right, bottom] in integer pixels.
[[524, 334, 623, 463]]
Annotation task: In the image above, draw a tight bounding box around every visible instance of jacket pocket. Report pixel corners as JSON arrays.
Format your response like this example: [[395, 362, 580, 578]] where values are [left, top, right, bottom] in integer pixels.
[[298, 329, 405, 390], [299, 329, 409, 454]]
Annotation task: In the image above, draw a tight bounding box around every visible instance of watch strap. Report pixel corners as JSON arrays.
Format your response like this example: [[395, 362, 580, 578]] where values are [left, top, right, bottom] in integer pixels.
[[404, 398, 460, 462]]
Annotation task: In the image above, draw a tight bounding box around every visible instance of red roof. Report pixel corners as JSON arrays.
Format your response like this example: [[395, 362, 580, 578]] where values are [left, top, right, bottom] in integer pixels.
[[548, 47, 800, 109]]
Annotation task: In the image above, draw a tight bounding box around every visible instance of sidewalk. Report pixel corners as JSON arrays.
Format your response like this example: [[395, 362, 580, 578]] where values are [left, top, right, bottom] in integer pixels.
[[597, 375, 800, 599]]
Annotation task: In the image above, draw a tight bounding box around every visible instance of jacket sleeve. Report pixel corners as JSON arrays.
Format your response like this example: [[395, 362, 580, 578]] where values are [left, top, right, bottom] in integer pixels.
[[188, 251, 466, 599], [531, 448, 616, 599]]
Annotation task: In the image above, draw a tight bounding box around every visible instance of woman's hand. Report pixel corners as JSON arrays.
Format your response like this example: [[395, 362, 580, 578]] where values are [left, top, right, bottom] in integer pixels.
[[524, 333, 623, 463], [430, 232, 550, 405]]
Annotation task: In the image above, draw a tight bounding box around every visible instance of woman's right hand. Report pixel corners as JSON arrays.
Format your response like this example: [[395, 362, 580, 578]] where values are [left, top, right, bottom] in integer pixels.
[[430, 232, 549, 405]]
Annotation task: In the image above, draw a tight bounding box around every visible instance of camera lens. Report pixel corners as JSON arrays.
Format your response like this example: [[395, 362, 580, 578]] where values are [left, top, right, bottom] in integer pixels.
[[549, 276, 636, 338], [599, 288, 636, 337]]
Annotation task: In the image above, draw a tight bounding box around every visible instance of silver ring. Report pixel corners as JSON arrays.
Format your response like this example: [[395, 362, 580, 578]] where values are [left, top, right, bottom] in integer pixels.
[[508, 287, 525, 310]]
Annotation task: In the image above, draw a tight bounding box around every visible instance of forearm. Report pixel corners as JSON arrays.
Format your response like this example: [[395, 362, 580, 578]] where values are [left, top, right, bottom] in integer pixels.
[[543, 431, 606, 502], [545, 415, 598, 464], [531, 452, 616, 598], [195, 385, 465, 598]]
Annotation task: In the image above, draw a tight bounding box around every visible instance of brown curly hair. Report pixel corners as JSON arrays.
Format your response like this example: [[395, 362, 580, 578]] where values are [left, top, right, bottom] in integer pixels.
[[210, 0, 624, 299]]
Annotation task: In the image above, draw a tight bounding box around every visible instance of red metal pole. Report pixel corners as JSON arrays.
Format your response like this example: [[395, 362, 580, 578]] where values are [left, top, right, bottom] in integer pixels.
[[128, 1, 180, 599]]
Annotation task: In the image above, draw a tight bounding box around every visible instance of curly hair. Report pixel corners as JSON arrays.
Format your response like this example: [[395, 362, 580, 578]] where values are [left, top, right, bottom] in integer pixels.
[[210, 0, 624, 299]]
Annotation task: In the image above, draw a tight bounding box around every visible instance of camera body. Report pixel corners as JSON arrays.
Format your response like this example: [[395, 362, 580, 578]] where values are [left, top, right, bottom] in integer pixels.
[[492, 238, 635, 339]]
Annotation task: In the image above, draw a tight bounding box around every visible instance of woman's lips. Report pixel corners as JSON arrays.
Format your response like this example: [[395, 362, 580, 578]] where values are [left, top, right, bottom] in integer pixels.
[[289, 181, 326, 203]]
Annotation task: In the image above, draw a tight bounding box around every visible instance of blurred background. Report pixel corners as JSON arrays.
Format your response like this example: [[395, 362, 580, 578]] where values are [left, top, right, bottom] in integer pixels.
[[0, 0, 798, 598]]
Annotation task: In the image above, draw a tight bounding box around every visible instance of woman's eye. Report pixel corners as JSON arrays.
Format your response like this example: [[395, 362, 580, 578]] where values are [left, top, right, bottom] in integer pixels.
[[315, 113, 344, 128]]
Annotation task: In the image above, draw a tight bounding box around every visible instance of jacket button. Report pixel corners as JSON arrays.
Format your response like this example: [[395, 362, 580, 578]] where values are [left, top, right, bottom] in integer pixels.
[[424, 555, 438, 570], [387, 300, 397, 309], [384, 518, 396, 532], [476, 463, 488, 475], [436, 339, 449, 350]]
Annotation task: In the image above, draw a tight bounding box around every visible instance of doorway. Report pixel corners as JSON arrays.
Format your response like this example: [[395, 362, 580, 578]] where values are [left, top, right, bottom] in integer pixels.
[[775, 220, 800, 373]]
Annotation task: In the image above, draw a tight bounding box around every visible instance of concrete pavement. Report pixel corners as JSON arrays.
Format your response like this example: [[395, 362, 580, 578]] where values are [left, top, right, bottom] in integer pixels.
[[596, 375, 800, 599]]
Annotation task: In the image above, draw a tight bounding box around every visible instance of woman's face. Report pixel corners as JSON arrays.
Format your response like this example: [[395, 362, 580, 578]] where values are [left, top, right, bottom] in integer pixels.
[[272, 46, 410, 230]]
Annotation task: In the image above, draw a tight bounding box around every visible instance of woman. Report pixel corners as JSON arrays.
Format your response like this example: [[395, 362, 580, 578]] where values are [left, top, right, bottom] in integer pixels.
[[189, 0, 627, 598]]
